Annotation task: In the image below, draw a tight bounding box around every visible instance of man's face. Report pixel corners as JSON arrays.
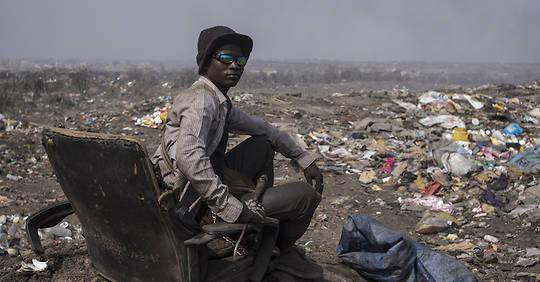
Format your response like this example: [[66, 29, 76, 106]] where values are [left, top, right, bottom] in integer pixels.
[[204, 44, 245, 91]]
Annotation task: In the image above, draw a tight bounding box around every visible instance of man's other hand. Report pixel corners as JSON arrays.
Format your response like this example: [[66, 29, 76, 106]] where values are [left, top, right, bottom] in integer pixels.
[[303, 162, 323, 194]]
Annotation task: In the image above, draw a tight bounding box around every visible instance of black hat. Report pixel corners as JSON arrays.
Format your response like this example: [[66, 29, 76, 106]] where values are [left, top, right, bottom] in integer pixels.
[[196, 26, 253, 75]]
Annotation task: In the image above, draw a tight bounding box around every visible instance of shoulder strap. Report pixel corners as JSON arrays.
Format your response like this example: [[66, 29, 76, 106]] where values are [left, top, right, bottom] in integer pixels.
[[158, 135, 183, 211], [159, 133, 200, 211], [161, 137, 175, 172]]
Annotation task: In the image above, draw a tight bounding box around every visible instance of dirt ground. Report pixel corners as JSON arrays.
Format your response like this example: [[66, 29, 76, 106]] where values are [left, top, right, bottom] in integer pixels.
[[0, 72, 539, 281]]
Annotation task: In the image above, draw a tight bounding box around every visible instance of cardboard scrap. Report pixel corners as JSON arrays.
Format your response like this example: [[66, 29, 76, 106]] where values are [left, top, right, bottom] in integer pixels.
[[0, 195, 13, 206], [391, 162, 407, 178], [481, 203, 495, 214], [359, 170, 377, 184], [434, 241, 476, 251]]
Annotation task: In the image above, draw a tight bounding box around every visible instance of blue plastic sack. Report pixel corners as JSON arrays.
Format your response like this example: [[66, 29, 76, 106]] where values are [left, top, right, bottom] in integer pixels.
[[337, 215, 477, 282], [504, 123, 523, 136]]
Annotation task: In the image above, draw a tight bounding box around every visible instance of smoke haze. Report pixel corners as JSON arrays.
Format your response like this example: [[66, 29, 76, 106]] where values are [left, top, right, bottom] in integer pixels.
[[1, 0, 539, 63]]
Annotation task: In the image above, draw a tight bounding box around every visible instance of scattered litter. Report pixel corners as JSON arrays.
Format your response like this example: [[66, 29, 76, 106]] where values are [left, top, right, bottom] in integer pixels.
[[359, 170, 376, 184], [509, 146, 540, 171], [400, 196, 454, 214], [479, 190, 504, 208], [504, 123, 523, 136], [514, 257, 538, 267], [452, 94, 484, 110], [17, 259, 48, 272], [133, 106, 169, 129], [330, 196, 350, 205], [233, 93, 254, 102], [483, 235, 499, 243], [434, 241, 476, 252], [420, 181, 440, 195], [7, 247, 19, 256], [6, 174, 23, 181], [509, 204, 540, 221], [392, 99, 417, 111], [416, 210, 457, 234], [525, 248, 540, 257], [419, 115, 465, 129]]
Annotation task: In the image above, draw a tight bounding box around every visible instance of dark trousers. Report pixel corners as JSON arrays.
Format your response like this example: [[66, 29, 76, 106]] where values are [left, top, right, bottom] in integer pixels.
[[224, 136, 321, 250]]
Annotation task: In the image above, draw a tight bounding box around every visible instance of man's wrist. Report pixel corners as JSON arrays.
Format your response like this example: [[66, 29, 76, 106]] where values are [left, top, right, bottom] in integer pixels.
[[216, 192, 243, 223], [296, 152, 317, 170]]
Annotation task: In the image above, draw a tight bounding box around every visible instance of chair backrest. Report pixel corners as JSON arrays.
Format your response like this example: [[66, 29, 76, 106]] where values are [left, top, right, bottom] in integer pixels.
[[42, 127, 188, 281]]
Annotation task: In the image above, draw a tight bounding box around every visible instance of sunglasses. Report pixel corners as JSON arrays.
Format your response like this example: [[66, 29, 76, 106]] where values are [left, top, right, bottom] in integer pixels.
[[213, 54, 248, 66]]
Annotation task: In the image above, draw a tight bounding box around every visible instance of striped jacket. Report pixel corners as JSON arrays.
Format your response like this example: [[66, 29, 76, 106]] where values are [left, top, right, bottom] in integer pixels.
[[152, 76, 316, 223]]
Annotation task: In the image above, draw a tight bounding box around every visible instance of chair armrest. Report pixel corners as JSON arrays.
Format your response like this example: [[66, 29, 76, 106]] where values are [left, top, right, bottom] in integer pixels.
[[184, 217, 280, 281], [184, 217, 279, 246], [201, 223, 245, 235], [184, 232, 218, 246], [25, 201, 75, 254], [201, 217, 279, 235], [263, 217, 279, 227]]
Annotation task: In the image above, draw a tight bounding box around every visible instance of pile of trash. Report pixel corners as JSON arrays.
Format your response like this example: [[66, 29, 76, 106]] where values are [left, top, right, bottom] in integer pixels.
[[132, 105, 169, 129], [296, 84, 540, 275], [1, 66, 539, 280], [303, 88, 538, 211], [0, 213, 82, 273]]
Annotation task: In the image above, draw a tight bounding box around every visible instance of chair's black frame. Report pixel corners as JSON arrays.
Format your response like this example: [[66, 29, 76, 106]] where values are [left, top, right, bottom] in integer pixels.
[[26, 127, 278, 282]]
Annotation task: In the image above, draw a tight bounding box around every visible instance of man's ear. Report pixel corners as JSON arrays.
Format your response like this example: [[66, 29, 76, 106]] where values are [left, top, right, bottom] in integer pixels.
[[200, 61, 209, 75]]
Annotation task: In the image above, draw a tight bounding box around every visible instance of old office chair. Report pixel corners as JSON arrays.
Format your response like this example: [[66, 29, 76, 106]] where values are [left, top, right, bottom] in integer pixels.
[[26, 127, 278, 282]]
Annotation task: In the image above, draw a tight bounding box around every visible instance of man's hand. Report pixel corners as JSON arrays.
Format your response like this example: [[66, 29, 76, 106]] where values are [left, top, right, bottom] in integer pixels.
[[304, 162, 324, 194], [235, 199, 265, 224]]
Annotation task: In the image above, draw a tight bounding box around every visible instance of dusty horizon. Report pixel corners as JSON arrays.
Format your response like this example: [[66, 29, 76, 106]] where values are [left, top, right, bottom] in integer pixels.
[[1, 0, 540, 63]]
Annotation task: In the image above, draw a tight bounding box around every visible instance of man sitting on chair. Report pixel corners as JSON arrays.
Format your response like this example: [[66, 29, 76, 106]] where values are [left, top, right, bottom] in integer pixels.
[[152, 26, 323, 252]]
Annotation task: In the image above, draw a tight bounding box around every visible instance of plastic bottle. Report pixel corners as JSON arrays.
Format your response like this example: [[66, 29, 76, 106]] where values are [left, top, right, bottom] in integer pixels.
[[7, 216, 21, 239], [0, 232, 8, 247], [42, 226, 72, 238]]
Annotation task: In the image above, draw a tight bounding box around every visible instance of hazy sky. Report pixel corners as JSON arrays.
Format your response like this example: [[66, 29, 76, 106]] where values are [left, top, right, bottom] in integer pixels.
[[1, 0, 539, 63]]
